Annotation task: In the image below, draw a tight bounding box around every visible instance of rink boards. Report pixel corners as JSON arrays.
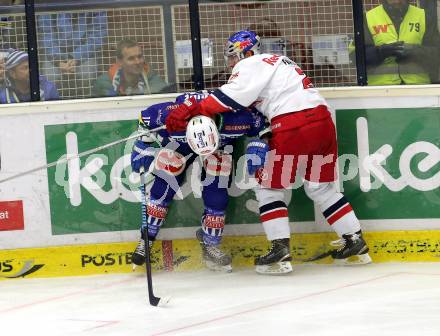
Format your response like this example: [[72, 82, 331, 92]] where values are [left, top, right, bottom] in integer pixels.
[[1, 230, 440, 279], [0, 86, 440, 279]]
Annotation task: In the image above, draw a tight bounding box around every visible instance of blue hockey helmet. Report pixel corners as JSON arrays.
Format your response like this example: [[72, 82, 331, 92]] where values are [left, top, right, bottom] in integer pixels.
[[224, 30, 261, 68]]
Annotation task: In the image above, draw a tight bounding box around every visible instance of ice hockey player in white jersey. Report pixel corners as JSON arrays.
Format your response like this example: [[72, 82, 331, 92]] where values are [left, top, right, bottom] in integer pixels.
[[165, 30, 371, 275]]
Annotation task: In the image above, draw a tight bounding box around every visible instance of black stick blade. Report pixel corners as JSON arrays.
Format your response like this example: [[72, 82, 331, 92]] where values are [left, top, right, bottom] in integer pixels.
[[149, 294, 161, 306], [294, 250, 334, 263], [144, 229, 161, 307]]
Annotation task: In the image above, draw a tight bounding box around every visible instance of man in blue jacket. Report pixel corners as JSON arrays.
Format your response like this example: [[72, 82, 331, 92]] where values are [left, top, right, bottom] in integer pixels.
[[0, 49, 59, 103]]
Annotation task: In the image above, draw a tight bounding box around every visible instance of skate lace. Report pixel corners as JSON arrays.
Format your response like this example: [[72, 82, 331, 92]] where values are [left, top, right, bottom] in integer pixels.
[[330, 234, 360, 251], [205, 245, 226, 259], [260, 242, 279, 259], [330, 238, 344, 247], [135, 239, 145, 255]]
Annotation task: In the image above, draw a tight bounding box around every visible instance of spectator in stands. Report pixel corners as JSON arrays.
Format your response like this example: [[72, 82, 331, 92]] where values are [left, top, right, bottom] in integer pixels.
[[200, 18, 289, 90], [249, 18, 288, 56], [0, 57, 5, 87], [1, 6, 14, 69], [0, 49, 59, 103], [37, 12, 108, 90], [92, 39, 169, 97], [356, 0, 440, 85]]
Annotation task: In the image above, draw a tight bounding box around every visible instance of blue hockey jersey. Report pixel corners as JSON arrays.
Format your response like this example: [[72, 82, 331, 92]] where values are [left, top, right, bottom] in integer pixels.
[[138, 96, 269, 155]]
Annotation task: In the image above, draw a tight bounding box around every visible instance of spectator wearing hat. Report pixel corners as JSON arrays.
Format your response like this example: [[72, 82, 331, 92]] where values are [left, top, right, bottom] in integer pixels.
[[0, 56, 5, 87], [0, 49, 60, 103]]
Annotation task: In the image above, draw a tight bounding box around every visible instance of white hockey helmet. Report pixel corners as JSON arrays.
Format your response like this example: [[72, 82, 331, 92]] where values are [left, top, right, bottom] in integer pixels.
[[186, 115, 220, 156]]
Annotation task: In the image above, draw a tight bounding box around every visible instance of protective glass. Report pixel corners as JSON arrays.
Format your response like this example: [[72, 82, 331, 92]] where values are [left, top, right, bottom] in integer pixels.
[[224, 54, 240, 70], [260, 37, 287, 56]]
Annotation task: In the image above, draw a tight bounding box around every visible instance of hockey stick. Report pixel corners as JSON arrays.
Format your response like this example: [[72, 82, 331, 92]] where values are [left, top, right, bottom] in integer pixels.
[[140, 171, 170, 307], [294, 250, 334, 263], [0, 125, 166, 184], [140, 172, 160, 306]]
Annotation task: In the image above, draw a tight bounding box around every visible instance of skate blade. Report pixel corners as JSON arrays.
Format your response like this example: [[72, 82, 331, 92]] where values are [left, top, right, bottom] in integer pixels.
[[256, 261, 293, 275], [205, 261, 232, 273], [334, 253, 372, 266]]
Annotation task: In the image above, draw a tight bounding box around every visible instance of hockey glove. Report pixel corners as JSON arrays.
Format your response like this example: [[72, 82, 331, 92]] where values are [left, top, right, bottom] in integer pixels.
[[165, 97, 201, 133], [246, 139, 270, 175], [131, 140, 158, 173]]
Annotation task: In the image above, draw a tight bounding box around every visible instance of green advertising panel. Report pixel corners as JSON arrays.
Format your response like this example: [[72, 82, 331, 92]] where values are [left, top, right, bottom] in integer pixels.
[[336, 107, 440, 219], [45, 120, 139, 234], [45, 120, 314, 235]]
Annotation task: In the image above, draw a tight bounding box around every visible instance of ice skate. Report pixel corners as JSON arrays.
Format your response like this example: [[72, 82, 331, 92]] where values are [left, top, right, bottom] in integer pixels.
[[255, 238, 293, 275], [331, 230, 372, 265], [131, 237, 152, 270], [196, 229, 232, 273]]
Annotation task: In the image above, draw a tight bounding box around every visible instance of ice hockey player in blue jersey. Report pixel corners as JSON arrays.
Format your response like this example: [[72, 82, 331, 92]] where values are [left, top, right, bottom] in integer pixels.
[[131, 91, 270, 272]]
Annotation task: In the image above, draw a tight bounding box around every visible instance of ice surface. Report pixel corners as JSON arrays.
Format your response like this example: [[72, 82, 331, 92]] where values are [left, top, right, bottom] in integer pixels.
[[1, 263, 440, 336]]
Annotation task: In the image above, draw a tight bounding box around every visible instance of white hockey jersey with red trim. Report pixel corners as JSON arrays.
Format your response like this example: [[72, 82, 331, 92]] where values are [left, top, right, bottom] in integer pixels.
[[219, 53, 328, 122]]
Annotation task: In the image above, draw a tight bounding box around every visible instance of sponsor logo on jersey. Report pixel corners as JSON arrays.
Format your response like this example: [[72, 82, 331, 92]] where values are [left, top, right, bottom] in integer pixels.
[[204, 214, 225, 229], [154, 149, 186, 175], [204, 153, 232, 176], [170, 135, 188, 143], [169, 135, 188, 143], [147, 203, 168, 219], [262, 54, 281, 66], [166, 104, 178, 110], [224, 124, 251, 131]]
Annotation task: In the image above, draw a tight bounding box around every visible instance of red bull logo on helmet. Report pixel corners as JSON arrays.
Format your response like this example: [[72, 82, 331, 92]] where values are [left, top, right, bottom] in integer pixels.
[[233, 39, 252, 51]]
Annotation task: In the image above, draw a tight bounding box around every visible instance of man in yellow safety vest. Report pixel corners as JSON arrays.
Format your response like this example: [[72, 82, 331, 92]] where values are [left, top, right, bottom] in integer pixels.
[[361, 0, 440, 85]]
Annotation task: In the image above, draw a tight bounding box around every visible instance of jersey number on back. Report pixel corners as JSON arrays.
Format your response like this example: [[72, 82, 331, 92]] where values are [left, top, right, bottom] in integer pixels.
[[281, 57, 314, 90]]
